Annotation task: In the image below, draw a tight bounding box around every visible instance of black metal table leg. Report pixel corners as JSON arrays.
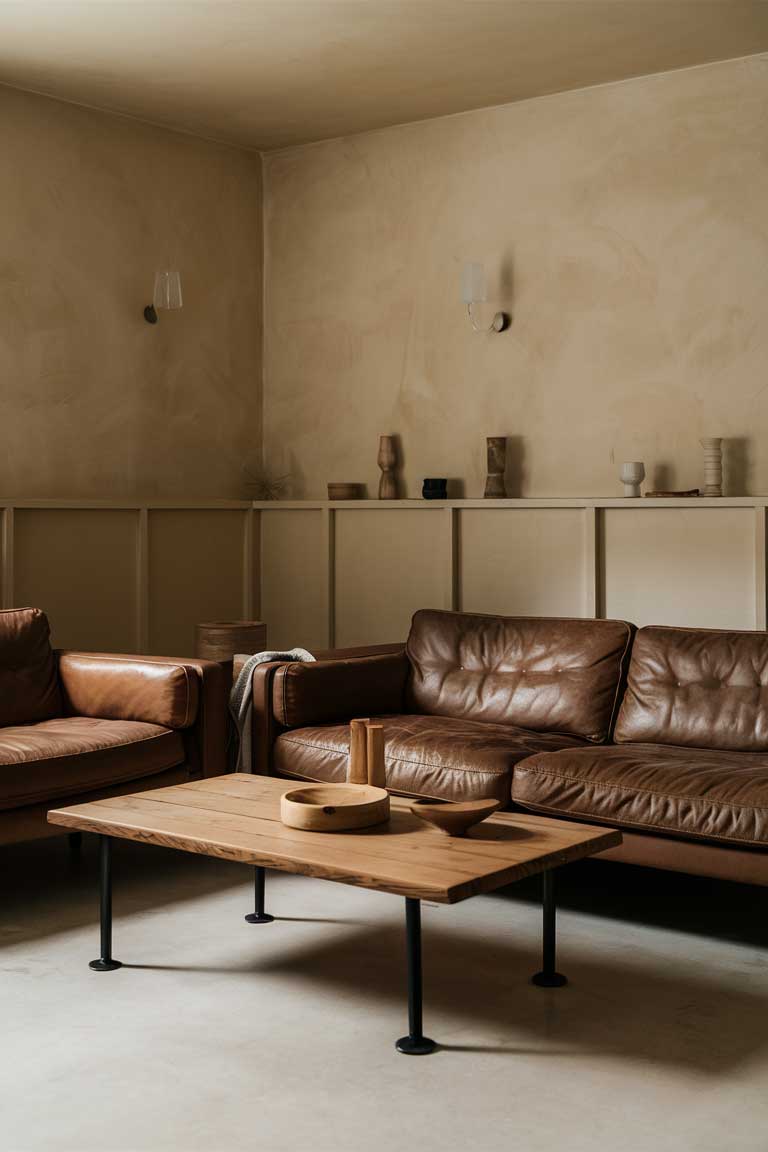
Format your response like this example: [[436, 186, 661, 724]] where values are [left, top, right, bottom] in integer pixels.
[[531, 867, 567, 987], [244, 865, 274, 924], [89, 836, 122, 971], [396, 898, 436, 1054]]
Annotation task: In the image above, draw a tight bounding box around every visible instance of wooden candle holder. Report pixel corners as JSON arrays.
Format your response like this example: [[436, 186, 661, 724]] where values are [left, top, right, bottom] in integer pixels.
[[346, 718, 387, 789]]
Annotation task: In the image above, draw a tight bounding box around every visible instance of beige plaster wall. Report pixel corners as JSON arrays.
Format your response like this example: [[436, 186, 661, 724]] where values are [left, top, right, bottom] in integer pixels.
[[1, 86, 262, 498], [263, 56, 768, 499]]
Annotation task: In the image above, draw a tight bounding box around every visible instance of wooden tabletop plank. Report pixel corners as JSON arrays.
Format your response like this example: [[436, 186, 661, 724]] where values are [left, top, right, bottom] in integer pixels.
[[48, 773, 621, 904]]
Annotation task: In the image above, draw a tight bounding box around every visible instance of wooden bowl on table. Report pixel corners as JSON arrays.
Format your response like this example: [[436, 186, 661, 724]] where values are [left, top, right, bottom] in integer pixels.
[[280, 784, 390, 832], [410, 797, 501, 837]]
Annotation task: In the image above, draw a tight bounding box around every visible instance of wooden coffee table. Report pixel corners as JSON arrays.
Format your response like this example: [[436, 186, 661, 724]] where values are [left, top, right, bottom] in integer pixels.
[[48, 774, 620, 1055]]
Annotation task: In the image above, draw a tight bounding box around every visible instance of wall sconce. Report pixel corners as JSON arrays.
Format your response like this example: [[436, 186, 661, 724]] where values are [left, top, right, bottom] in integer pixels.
[[144, 269, 183, 324], [461, 262, 509, 333]]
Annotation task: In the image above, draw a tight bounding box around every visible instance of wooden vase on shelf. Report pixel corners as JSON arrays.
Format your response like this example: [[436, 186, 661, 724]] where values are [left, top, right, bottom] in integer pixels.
[[484, 437, 507, 498], [700, 437, 723, 497], [378, 435, 397, 499]]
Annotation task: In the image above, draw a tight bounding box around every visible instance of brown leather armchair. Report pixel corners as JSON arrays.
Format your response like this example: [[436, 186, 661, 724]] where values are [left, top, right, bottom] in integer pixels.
[[0, 607, 227, 845]]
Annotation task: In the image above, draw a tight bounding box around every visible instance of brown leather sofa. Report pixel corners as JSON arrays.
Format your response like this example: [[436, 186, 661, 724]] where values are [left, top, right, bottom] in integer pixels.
[[242, 608, 768, 887], [0, 607, 226, 845]]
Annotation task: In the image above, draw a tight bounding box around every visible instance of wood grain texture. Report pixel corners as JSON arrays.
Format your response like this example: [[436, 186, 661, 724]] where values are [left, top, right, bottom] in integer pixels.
[[48, 774, 621, 903], [280, 783, 389, 832], [347, 718, 369, 784]]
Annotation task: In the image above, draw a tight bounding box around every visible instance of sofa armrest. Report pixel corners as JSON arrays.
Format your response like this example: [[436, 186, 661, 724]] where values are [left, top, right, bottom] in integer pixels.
[[272, 650, 409, 729], [57, 652, 227, 778]]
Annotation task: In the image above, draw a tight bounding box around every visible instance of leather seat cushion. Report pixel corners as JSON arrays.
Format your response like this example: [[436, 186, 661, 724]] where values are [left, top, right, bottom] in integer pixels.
[[512, 744, 768, 847], [0, 716, 185, 810], [274, 714, 588, 803]]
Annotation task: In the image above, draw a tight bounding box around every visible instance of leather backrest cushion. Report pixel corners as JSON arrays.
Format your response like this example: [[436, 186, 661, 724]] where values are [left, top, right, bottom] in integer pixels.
[[405, 609, 633, 741], [615, 625, 768, 751], [0, 608, 62, 726]]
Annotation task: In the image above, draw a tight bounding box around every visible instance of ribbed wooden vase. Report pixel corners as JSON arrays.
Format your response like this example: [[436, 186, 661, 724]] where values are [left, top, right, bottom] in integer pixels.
[[195, 620, 267, 663]]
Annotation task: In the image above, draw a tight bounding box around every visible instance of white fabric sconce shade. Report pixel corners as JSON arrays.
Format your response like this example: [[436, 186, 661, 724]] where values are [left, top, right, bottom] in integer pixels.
[[461, 261, 487, 304], [461, 261, 509, 333], [144, 269, 183, 323], [153, 269, 183, 310]]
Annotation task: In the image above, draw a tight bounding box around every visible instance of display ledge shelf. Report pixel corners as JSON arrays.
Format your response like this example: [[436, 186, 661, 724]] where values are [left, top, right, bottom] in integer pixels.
[[254, 497, 768, 509]]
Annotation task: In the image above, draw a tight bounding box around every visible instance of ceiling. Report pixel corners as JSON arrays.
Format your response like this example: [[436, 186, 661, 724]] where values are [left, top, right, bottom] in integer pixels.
[[0, 0, 766, 150]]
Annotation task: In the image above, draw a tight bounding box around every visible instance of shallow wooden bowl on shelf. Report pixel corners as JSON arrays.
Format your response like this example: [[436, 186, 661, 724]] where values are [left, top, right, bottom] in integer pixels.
[[327, 482, 364, 500], [410, 797, 501, 837], [280, 784, 390, 832]]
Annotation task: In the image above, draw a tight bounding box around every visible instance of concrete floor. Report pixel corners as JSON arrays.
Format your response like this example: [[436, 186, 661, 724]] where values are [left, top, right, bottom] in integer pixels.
[[1, 836, 767, 1152]]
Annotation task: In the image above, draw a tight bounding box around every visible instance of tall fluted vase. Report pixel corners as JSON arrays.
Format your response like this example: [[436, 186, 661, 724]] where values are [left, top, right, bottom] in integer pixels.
[[700, 437, 723, 497]]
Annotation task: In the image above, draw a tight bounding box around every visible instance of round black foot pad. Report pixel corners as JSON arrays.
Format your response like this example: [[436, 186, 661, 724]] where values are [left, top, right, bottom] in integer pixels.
[[89, 959, 122, 972], [395, 1035, 437, 1055], [531, 971, 568, 988], [244, 912, 275, 924]]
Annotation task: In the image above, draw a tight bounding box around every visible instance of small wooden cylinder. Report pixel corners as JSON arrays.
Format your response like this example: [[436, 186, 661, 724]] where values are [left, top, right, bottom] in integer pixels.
[[195, 620, 267, 663], [366, 723, 386, 789], [347, 718, 370, 785]]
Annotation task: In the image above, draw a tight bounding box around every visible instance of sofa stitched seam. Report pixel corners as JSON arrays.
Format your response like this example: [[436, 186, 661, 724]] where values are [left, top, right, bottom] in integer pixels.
[[0, 727, 176, 766], [516, 764, 768, 813], [8, 752, 186, 809], [278, 734, 510, 775], [513, 796, 766, 847]]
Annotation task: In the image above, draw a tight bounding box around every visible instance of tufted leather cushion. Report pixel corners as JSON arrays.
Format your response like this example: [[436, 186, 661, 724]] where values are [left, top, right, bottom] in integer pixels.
[[615, 626, 768, 751], [0, 716, 185, 810], [405, 609, 633, 742], [512, 744, 768, 847], [274, 713, 588, 803], [0, 608, 61, 727]]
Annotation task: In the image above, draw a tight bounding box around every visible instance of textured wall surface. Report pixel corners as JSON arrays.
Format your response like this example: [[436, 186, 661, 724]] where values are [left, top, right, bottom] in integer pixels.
[[1, 86, 262, 497], [263, 56, 768, 498]]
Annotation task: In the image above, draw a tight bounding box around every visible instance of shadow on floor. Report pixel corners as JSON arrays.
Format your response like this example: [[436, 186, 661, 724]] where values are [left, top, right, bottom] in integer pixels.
[[123, 912, 768, 1076], [2, 835, 768, 1076], [0, 834, 248, 948]]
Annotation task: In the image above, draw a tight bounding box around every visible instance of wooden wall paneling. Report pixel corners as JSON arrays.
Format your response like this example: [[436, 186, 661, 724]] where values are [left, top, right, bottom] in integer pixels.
[[13, 508, 139, 651], [260, 508, 327, 651], [1, 507, 14, 610], [148, 509, 246, 655], [458, 508, 586, 618], [755, 506, 767, 629], [334, 508, 447, 646], [602, 507, 755, 629]]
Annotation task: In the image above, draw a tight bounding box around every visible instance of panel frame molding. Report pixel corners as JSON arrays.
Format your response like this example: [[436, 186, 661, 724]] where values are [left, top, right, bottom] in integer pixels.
[[254, 496, 768, 644]]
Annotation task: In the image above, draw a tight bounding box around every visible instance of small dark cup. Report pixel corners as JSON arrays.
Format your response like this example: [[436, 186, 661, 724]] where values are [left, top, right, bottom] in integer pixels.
[[422, 478, 447, 500]]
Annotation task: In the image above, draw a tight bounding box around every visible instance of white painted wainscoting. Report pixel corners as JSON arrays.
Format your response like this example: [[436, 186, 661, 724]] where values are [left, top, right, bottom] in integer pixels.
[[1, 498, 765, 656], [256, 499, 768, 651]]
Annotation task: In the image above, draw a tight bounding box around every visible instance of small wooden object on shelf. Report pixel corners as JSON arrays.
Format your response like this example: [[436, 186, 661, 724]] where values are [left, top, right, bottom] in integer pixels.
[[327, 482, 365, 500], [644, 489, 700, 498], [280, 784, 390, 832], [377, 435, 397, 499], [347, 718, 370, 784], [411, 798, 501, 837], [366, 723, 386, 788]]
